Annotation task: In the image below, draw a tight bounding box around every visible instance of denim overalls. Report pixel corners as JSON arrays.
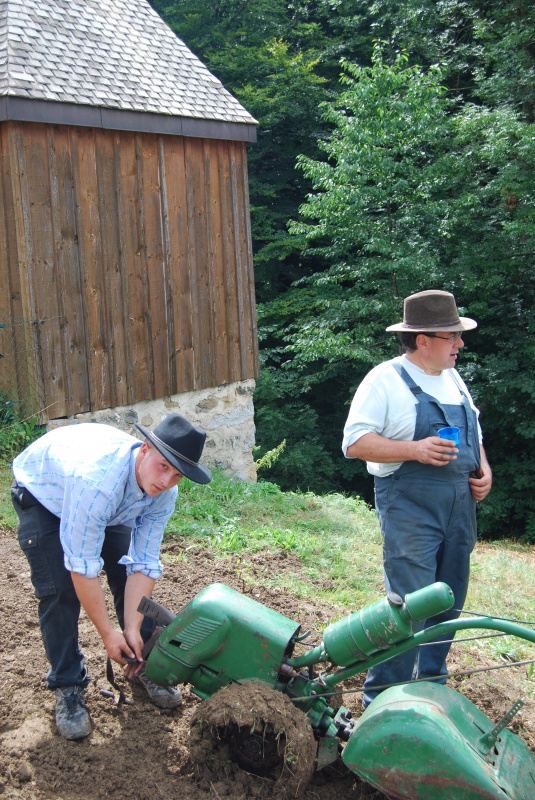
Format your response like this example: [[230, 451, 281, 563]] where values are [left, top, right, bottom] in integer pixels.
[[363, 363, 481, 707]]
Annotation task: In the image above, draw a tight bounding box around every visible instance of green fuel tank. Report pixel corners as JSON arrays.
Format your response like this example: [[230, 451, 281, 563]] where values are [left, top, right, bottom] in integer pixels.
[[322, 581, 454, 666]]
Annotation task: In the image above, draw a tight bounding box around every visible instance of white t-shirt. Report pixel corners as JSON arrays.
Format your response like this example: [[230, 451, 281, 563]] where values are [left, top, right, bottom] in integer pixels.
[[342, 355, 482, 477]]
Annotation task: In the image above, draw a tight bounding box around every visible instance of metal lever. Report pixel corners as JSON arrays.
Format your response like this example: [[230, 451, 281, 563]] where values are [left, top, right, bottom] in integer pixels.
[[478, 698, 525, 755]]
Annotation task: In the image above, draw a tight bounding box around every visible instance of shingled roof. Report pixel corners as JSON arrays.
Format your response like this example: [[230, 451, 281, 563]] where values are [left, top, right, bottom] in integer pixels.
[[0, 0, 257, 141]]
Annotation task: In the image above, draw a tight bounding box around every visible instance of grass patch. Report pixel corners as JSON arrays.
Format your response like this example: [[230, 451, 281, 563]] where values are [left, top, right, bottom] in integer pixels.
[[0, 462, 17, 528], [166, 469, 383, 611], [464, 542, 535, 664]]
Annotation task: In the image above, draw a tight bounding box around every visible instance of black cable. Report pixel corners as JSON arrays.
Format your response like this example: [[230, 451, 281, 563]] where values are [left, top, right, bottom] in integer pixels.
[[454, 608, 535, 626], [291, 657, 535, 702]]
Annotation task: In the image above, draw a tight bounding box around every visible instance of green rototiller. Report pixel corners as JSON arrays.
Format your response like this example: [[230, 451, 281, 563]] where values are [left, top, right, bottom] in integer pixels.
[[137, 581, 535, 799]]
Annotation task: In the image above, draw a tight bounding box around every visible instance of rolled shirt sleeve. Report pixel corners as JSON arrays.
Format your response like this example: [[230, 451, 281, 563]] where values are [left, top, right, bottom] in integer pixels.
[[119, 493, 177, 580], [342, 380, 393, 455], [59, 478, 118, 578]]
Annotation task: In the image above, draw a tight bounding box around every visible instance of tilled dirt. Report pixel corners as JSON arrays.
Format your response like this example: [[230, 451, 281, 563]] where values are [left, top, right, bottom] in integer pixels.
[[1, 524, 534, 800], [189, 680, 318, 798]]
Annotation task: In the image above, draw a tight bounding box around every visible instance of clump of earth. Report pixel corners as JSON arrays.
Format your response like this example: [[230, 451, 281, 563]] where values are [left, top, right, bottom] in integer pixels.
[[1, 525, 534, 800]]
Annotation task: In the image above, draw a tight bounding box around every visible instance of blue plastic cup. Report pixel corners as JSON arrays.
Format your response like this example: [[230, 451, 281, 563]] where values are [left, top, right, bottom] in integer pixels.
[[438, 426, 460, 446]]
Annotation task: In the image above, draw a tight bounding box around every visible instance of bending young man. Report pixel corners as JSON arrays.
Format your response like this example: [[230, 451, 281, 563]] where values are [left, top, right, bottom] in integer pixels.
[[12, 414, 211, 739]]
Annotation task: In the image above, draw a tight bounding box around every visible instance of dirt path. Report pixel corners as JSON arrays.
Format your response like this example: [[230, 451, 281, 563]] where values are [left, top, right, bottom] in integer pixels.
[[1, 525, 534, 800]]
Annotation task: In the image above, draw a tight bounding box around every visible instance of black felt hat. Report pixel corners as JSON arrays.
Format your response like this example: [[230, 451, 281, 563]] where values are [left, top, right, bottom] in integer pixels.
[[135, 414, 212, 484]]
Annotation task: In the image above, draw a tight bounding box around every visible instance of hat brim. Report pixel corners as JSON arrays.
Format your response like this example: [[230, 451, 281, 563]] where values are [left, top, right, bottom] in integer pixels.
[[386, 316, 478, 333], [135, 424, 212, 484]]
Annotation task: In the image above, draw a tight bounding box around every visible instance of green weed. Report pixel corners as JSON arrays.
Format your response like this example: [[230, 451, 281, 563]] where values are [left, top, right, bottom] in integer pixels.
[[0, 393, 43, 462]]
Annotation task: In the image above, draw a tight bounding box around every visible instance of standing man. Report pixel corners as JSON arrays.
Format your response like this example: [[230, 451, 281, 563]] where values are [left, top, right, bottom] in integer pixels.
[[342, 290, 492, 707], [12, 413, 212, 739]]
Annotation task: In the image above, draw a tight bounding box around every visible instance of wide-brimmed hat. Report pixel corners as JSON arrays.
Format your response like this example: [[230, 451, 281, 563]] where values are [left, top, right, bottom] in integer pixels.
[[386, 290, 477, 333], [135, 414, 212, 484]]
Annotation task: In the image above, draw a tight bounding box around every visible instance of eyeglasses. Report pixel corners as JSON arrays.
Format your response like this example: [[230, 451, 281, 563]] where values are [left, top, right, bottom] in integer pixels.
[[424, 332, 463, 343]]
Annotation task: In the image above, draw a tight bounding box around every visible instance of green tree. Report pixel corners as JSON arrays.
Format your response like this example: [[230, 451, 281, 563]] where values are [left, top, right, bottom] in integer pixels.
[[255, 49, 458, 498], [337, 0, 535, 119], [257, 47, 535, 540], [434, 104, 535, 539]]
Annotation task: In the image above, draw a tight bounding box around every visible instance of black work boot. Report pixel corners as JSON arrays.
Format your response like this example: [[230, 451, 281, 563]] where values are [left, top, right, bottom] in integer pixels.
[[54, 686, 92, 740]]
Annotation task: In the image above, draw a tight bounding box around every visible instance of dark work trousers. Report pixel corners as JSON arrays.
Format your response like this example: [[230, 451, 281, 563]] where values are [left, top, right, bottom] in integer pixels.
[[362, 364, 481, 707], [11, 482, 155, 690]]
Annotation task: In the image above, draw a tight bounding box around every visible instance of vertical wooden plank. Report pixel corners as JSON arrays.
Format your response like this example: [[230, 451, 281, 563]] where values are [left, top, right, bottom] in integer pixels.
[[94, 129, 129, 408], [0, 124, 24, 413], [230, 142, 259, 379], [229, 142, 249, 379], [141, 132, 171, 399], [47, 125, 90, 416], [0, 125, 19, 319], [205, 138, 230, 386], [5, 124, 32, 324], [218, 140, 242, 382], [113, 131, 135, 404], [160, 135, 194, 393], [132, 132, 155, 401], [1, 124, 45, 419], [237, 143, 259, 377], [15, 124, 68, 418], [115, 131, 152, 402], [184, 137, 209, 389], [157, 135, 176, 395], [71, 126, 112, 411]]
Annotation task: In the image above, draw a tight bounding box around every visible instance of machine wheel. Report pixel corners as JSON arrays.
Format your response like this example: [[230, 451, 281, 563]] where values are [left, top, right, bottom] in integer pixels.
[[189, 681, 317, 798]]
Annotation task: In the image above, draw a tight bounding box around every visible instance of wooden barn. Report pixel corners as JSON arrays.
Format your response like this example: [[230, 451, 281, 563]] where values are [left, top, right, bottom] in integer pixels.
[[0, 0, 259, 476]]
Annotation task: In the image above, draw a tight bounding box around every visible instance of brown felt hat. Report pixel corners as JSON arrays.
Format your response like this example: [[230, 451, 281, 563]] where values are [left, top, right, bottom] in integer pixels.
[[386, 290, 477, 333]]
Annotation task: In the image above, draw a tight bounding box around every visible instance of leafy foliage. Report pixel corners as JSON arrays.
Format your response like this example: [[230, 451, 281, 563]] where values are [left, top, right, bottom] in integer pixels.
[[257, 45, 535, 538], [0, 393, 43, 462]]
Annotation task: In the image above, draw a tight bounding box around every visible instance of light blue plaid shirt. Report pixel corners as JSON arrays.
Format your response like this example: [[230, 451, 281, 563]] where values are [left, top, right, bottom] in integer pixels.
[[13, 424, 178, 579]]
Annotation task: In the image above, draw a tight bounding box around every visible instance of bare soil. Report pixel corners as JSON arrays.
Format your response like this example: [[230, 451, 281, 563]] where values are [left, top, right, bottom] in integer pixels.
[[1, 525, 534, 800]]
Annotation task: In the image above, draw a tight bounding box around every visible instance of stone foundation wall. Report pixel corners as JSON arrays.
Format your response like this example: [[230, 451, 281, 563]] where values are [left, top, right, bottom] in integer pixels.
[[48, 380, 257, 482]]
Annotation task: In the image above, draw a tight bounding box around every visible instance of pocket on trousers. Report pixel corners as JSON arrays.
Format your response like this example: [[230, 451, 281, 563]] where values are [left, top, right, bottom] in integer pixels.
[[18, 529, 57, 598]]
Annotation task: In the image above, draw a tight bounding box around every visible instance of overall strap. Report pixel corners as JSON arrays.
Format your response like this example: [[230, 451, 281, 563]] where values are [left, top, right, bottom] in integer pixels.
[[448, 370, 477, 448], [392, 362, 422, 397], [392, 361, 467, 432], [449, 369, 469, 399]]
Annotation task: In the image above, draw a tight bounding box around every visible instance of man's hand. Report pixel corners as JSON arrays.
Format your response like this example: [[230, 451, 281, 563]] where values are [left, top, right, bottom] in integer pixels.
[[122, 626, 145, 679], [122, 572, 157, 679], [414, 436, 458, 467], [102, 628, 137, 666], [469, 446, 492, 501]]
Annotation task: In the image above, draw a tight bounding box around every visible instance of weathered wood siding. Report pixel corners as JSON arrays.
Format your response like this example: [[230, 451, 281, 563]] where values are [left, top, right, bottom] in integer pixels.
[[0, 121, 258, 420]]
